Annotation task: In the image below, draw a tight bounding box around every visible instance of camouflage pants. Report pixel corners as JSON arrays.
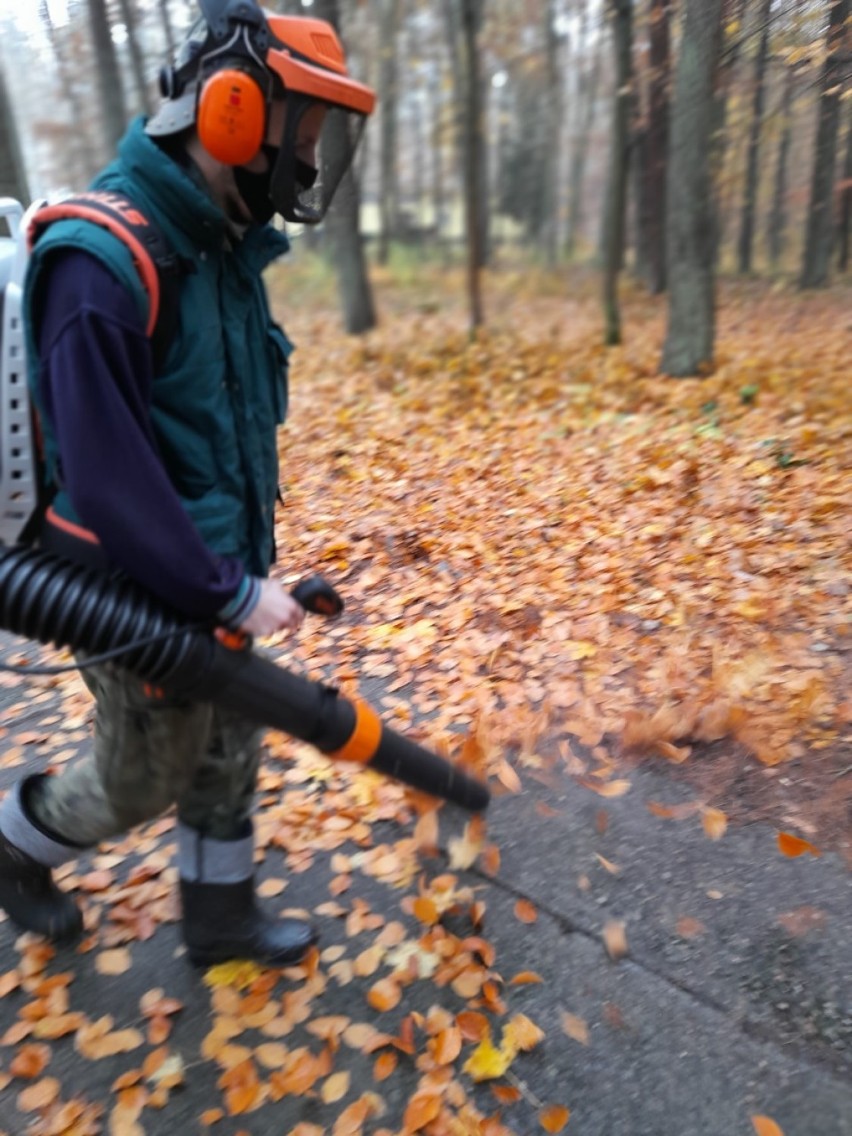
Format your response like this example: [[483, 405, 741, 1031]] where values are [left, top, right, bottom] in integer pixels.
[[31, 660, 264, 846]]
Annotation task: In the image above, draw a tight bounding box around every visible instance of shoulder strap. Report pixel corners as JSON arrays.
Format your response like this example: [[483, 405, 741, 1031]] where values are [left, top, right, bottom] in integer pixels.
[[28, 192, 185, 371]]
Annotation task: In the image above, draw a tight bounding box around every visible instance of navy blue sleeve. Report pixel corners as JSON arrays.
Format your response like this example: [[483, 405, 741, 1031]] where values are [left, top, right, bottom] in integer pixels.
[[35, 249, 257, 621]]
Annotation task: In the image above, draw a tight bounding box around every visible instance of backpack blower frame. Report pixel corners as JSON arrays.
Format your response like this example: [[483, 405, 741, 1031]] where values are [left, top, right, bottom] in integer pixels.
[[0, 199, 489, 813]]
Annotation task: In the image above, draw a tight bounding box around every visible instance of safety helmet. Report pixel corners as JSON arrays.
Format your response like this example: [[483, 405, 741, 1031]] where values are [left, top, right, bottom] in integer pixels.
[[146, 0, 375, 225]]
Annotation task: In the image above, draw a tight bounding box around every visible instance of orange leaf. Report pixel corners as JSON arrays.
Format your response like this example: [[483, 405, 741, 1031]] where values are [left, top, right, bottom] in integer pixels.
[[225, 1082, 260, 1116], [429, 1026, 462, 1066], [777, 833, 821, 858], [413, 896, 440, 926], [514, 899, 538, 924], [200, 1108, 224, 1125], [492, 1084, 522, 1104], [701, 807, 728, 841], [497, 760, 522, 793], [403, 1092, 442, 1132], [559, 1012, 589, 1046], [540, 1105, 571, 1132], [603, 920, 628, 961], [366, 977, 402, 1012], [95, 948, 132, 976], [17, 1077, 60, 1112], [503, 1013, 545, 1054], [509, 971, 544, 985], [751, 1118, 784, 1136], [456, 1011, 490, 1041], [373, 1050, 397, 1081], [10, 1043, 51, 1079]]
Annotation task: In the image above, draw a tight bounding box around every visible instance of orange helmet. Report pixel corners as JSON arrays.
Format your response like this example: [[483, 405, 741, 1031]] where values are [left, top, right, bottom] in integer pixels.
[[147, 1, 375, 224]]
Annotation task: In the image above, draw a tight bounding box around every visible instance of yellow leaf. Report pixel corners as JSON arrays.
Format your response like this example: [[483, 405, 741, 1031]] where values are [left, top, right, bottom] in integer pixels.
[[701, 807, 728, 841], [540, 1104, 571, 1132], [321, 1071, 350, 1104], [462, 1036, 513, 1082], [751, 1118, 784, 1136], [203, 960, 263, 990]]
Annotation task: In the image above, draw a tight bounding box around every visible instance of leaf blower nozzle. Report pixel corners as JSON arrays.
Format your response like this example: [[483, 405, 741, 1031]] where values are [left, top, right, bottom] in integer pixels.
[[0, 544, 489, 811]]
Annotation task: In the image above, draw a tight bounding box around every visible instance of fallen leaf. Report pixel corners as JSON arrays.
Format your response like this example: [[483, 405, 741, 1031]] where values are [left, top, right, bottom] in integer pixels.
[[540, 1104, 571, 1132], [503, 1014, 545, 1054], [321, 1071, 351, 1104], [777, 832, 821, 858], [462, 1036, 513, 1082], [366, 977, 402, 1012], [603, 920, 628, 961], [95, 947, 132, 976], [560, 1012, 589, 1045], [10, 1043, 51, 1079], [751, 1118, 784, 1136], [701, 807, 728, 841], [509, 970, 544, 985], [675, 916, 707, 940], [403, 1091, 442, 1132], [17, 1076, 60, 1112], [514, 899, 538, 924]]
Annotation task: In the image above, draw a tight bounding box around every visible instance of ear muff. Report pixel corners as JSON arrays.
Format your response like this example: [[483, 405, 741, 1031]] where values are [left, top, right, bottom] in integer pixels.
[[196, 67, 267, 165]]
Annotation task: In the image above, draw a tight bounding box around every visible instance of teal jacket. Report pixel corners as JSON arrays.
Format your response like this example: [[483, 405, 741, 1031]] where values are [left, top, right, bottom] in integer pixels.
[[24, 117, 292, 580]]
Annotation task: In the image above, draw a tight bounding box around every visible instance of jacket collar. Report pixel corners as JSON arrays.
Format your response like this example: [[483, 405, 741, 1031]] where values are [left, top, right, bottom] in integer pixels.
[[110, 117, 289, 269]]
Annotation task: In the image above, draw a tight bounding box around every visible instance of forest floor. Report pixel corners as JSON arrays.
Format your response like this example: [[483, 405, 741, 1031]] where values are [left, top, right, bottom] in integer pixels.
[[0, 262, 849, 1135], [269, 256, 851, 864]]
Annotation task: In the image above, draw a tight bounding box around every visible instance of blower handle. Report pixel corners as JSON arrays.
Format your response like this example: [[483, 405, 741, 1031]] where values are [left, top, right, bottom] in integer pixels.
[[291, 575, 344, 618]]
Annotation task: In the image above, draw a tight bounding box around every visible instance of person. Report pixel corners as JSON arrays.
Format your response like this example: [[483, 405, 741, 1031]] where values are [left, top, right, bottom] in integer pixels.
[[0, 2, 375, 967]]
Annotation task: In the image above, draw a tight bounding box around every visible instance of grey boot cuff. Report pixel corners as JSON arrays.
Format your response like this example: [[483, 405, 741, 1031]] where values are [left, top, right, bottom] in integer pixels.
[[0, 781, 82, 868], [177, 822, 254, 885]]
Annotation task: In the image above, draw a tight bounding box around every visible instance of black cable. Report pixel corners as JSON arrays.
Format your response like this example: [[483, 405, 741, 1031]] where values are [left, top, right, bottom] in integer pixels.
[[0, 622, 209, 676]]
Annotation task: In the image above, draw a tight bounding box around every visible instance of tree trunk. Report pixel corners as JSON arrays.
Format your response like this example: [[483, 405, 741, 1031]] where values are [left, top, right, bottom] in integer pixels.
[[836, 105, 852, 272], [460, 0, 485, 330], [800, 0, 850, 289], [767, 53, 797, 271], [40, 1, 101, 179], [376, 0, 401, 266], [661, 0, 724, 377], [565, 2, 604, 260], [602, 0, 634, 346], [540, 0, 563, 265], [88, 0, 129, 153], [736, 0, 772, 275], [117, 0, 153, 115], [443, 0, 489, 271], [312, 0, 377, 334], [710, 0, 747, 260], [158, 0, 176, 57], [638, 0, 671, 292], [0, 63, 29, 205]]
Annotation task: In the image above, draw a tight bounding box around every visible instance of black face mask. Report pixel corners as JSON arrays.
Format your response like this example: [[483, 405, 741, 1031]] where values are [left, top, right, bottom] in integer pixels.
[[233, 144, 279, 226], [295, 158, 318, 191]]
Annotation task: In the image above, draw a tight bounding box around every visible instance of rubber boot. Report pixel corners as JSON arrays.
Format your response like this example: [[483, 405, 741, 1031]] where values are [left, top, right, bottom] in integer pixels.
[[178, 823, 317, 968], [0, 778, 84, 942]]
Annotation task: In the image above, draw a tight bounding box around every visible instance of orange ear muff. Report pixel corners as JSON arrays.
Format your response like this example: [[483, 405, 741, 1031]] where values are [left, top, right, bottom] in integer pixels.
[[196, 68, 267, 166]]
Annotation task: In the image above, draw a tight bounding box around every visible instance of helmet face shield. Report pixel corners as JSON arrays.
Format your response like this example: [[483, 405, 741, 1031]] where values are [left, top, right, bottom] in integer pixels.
[[268, 98, 367, 225]]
